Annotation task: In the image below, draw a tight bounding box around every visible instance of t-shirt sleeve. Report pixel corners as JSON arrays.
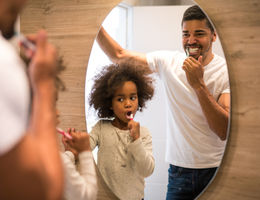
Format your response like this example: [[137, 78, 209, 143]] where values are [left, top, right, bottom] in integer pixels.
[[222, 69, 230, 94], [62, 151, 97, 200], [146, 50, 181, 78], [127, 127, 155, 178], [0, 39, 30, 155]]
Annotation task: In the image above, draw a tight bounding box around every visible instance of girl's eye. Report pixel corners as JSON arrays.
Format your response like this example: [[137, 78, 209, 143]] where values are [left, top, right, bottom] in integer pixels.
[[117, 98, 124, 102], [130, 96, 137, 101]]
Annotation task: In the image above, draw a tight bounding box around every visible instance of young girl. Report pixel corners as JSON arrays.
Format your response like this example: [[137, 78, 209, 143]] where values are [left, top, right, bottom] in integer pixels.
[[71, 63, 155, 200], [55, 83, 97, 200], [61, 129, 97, 200]]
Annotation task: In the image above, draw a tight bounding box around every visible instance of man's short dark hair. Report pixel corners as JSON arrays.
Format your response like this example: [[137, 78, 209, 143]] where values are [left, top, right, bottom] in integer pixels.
[[182, 5, 215, 33]]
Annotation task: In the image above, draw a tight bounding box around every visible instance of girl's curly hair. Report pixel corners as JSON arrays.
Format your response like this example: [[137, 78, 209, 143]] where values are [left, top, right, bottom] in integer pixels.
[[89, 62, 154, 118]]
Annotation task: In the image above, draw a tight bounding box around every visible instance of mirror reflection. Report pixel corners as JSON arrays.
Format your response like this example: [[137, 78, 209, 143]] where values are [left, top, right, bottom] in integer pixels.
[[85, 1, 230, 200]]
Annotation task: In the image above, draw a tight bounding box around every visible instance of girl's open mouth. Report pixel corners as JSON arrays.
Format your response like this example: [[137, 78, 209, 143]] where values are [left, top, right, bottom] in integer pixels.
[[126, 111, 134, 120]]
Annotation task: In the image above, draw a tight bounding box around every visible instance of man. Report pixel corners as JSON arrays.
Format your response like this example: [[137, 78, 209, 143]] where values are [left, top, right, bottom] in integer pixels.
[[0, 0, 63, 199], [96, 5, 230, 200]]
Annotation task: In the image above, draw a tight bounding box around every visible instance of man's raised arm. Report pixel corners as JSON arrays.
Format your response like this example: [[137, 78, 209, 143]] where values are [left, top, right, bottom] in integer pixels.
[[97, 26, 148, 67]]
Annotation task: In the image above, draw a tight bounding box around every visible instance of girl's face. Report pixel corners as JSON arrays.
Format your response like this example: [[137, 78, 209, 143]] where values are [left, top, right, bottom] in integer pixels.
[[111, 81, 138, 129]]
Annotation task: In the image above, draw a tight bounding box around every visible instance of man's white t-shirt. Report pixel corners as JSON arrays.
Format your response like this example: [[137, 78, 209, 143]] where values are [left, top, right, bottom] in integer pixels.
[[147, 51, 230, 168], [0, 34, 30, 155]]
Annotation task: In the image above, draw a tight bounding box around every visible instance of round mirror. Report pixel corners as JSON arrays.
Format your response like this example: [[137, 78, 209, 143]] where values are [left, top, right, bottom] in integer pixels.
[[85, 1, 230, 199]]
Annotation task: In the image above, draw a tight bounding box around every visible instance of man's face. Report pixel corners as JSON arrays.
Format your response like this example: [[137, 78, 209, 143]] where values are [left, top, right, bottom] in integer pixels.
[[0, 0, 27, 39], [182, 19, 216, 60]]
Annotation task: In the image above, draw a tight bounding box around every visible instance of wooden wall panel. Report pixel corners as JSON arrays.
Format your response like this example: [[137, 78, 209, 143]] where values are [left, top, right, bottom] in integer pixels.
[[21, 0, 121, 130], [195, 0, 260, 199], [20, 0, 260, 199]]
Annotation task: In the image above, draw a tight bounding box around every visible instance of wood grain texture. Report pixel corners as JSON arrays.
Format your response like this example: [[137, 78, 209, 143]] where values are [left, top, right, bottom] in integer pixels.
[[195, 0, 260, 199], [21, 0, 121, 131], [20, 0, 260, 199]]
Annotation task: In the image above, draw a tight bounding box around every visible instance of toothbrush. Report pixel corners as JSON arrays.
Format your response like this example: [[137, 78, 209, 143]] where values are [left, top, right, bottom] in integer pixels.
[[56, 127, 72, 139], [127, 113, 134, 120], [186, 47, 200, 60], [185, 48, 190, 57], [17, 33, 36, 56]]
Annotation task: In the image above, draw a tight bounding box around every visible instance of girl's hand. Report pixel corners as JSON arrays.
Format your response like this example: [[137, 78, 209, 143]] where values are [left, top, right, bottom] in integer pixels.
[[62, 134, 79, 160], [66, 128, 91, 153], [128, 120, 140, 141]]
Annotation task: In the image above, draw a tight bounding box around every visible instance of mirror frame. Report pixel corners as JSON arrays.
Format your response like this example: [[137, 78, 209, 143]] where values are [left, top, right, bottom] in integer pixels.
[[20, 0, 260, 199]]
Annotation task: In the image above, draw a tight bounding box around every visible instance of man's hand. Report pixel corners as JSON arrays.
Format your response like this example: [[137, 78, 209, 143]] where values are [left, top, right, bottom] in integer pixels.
[[27, 30, 58, 91], [182, 56, 205, 90]]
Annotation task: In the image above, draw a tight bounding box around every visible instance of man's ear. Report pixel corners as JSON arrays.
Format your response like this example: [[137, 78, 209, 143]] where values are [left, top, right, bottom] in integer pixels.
[[212, 31, 217, 42]]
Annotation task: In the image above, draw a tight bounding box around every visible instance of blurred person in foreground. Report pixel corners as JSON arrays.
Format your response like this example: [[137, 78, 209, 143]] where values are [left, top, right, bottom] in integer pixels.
[[0, 0, 64, 199]]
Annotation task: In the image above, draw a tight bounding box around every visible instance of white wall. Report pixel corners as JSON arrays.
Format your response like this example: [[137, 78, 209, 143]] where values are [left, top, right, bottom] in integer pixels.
[[132, 5, 225, 200]]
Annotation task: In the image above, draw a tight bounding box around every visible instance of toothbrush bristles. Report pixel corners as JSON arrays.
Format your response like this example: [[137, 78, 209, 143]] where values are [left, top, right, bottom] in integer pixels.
[[19, 33, 36, 52], [185, 48, 190, 57]]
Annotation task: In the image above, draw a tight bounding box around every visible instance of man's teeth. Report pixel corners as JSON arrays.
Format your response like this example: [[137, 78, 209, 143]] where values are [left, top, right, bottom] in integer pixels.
[[189, 48, 199, 54]]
